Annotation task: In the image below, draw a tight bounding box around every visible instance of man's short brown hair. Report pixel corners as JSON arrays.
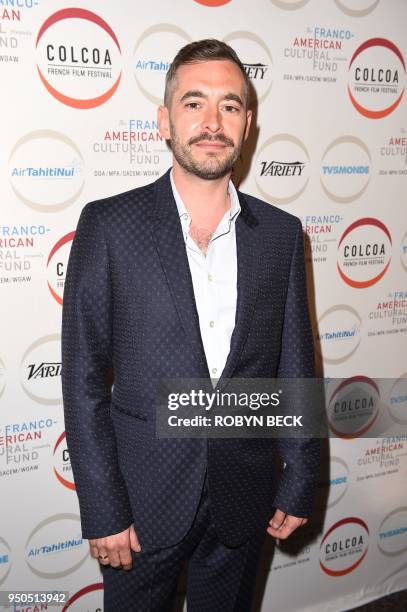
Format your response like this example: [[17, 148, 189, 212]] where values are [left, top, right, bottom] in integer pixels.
[[164, 38, 250, 109]]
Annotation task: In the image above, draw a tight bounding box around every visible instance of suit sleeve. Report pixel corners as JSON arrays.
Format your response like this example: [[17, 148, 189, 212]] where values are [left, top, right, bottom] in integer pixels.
[[61, 202, 133, 539], [273, 218, 321, 518]]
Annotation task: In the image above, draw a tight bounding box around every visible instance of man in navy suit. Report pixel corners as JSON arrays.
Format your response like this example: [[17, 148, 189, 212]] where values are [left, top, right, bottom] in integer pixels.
[[62, 39, 320, 611]]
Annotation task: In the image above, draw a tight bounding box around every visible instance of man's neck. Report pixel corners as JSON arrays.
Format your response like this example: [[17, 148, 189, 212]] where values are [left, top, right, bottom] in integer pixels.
[[172, 162, 231, 227]]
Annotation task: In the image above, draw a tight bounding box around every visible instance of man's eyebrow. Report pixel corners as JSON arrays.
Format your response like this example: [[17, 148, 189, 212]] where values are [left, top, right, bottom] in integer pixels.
[[179, 91, 244, 106], [180, 90, 206, 102], [224, 93, 244, 106]]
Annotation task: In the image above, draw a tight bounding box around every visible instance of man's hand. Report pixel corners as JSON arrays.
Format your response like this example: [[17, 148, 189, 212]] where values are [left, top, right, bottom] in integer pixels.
[[89, 524, 141, 570], [267, 508, 307, 540]]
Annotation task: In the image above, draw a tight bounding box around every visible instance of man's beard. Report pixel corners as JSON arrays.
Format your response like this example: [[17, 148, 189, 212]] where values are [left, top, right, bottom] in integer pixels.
[[169, 122, 242, 180]]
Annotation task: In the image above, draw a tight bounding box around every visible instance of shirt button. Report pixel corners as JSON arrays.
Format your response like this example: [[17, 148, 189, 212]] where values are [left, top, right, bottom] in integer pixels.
[[208, 274, 213, 282], [212, 368, 218, 375], [209, 320, 215, 328]]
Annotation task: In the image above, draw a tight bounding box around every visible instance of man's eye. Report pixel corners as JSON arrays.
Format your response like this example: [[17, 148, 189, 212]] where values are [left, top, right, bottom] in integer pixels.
[[223, 105, 239, 112], [186, 102, 200, 109]]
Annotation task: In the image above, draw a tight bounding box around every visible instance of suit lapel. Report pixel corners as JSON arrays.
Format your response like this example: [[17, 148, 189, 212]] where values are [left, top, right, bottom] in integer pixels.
[[217, 192, 263, 389], [149, 171, 263, 383], [218, 192, 263, 387], [150, 171, 209, 376]]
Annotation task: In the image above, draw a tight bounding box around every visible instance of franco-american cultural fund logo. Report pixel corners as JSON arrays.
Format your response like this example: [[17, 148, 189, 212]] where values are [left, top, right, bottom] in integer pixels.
[[36, 8, 122, 108], [337, 218, 392, 288], [348, 38, 405, 119]]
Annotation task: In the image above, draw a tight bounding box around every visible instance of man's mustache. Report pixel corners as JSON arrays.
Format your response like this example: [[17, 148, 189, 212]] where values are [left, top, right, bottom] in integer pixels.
[[187, 133, 235, 147]]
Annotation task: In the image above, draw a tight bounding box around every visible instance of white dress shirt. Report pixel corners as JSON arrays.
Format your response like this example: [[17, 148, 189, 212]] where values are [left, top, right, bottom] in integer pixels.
[[170, 171, 240, 380]]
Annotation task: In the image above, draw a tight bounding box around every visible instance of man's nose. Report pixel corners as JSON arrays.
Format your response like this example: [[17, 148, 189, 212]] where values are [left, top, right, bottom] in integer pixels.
[[202, 104, 222, 133]]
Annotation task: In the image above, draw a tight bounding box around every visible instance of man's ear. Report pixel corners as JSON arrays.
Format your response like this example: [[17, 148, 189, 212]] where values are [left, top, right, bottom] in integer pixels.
[[158, 105, 170, 140], [244, 109, 252, 142]]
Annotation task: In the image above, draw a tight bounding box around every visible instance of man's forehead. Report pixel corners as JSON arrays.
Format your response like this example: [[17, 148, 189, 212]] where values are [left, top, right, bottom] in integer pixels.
[[174, 60, 245, 93]]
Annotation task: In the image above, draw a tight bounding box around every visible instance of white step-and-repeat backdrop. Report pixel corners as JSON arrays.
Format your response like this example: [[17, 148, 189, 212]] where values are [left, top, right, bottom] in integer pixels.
[[1, 0, 406, 610]]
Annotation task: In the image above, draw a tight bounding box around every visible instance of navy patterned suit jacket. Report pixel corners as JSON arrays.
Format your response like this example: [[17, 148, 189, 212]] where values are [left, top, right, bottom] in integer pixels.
[[61, 169, 320, 550]]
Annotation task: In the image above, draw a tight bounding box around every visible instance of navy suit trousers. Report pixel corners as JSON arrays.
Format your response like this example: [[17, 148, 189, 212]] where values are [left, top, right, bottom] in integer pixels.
[[102, 473, 266, 612]]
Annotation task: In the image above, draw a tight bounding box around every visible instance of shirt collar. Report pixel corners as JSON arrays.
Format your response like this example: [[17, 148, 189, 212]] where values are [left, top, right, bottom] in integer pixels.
[[170, 169, 241, 233]]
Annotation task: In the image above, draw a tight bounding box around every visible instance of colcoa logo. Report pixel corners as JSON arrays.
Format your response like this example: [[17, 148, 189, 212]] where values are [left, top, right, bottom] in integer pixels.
[[36, 8, 122, 108], [320, 517, 369, 576], [327, 376, 380, 439], [337, 218, 392, 288], [348, 38, 405, 119]]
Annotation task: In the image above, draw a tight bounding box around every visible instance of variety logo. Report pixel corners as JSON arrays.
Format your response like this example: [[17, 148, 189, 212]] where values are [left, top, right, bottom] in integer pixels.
[[0, 537, 11, 586], [337, 218, 392, 288], [335, 0, 380, 17], [53, 431, 75, 490], [388, 376, 407, 424], [133, 24, 191, 105], [47, 231, 75, 305], [348, 38, 406, 119], [62, 583, 103, 611], [327, 376, 380, 439], [9, 130, 84, 212], [223, 31, 273, 103], [36, 8, 122, 108], [320, 517, 369, 576], [302, 214, 343, 265], [377, 508, 407, 556], [320, 136, 371, 203], [255, 134, 310, 204], [316, 305, 362, 364], [26, 514, 87, 578], [20, 334, 62, 404], [318, 456, 349, 508]]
